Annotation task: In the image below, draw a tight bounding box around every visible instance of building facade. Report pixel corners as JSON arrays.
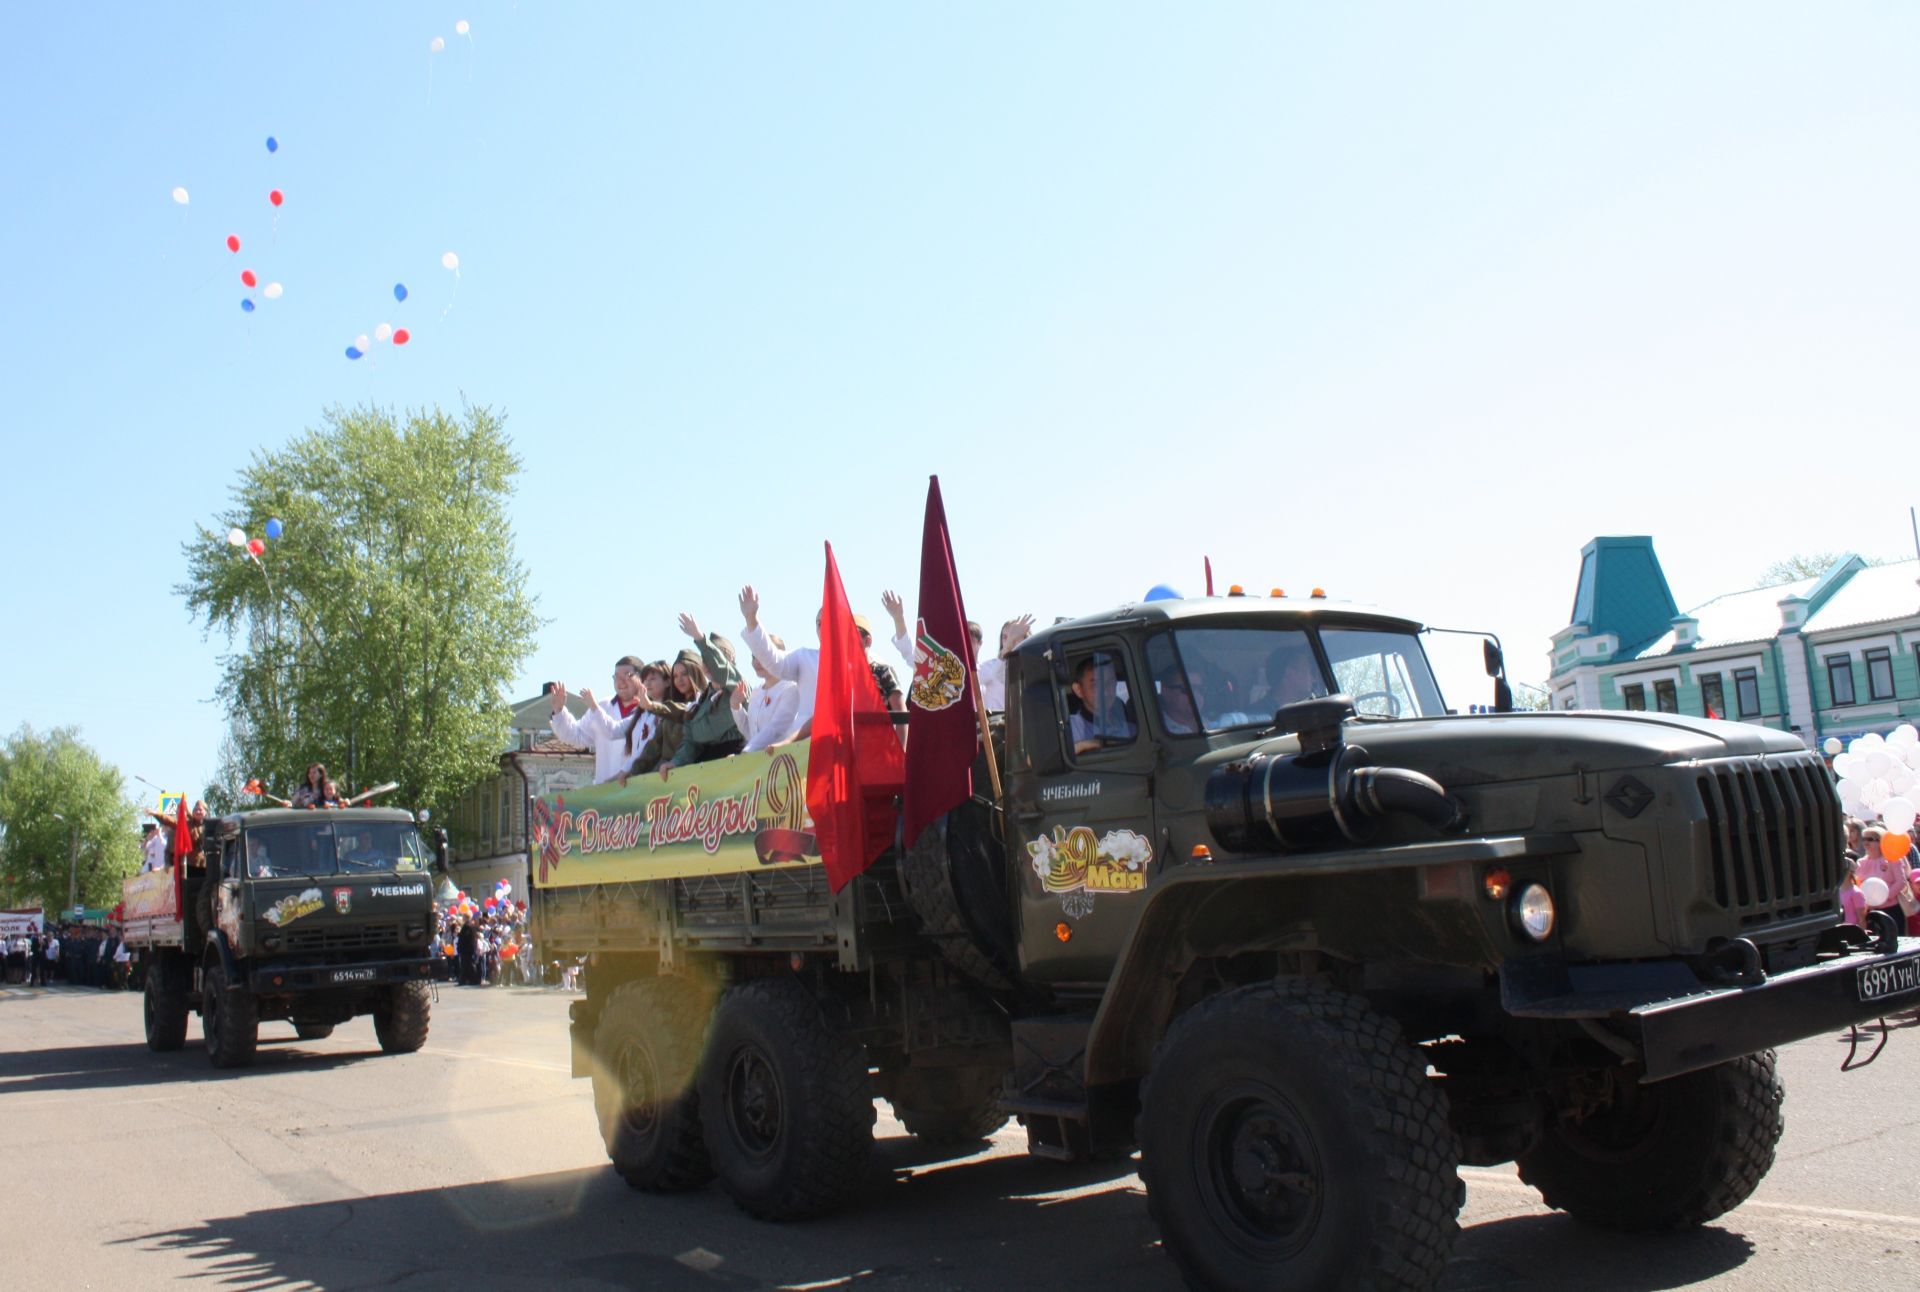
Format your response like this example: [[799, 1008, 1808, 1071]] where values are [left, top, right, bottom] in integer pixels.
[[1550, 537, 1920, 750]]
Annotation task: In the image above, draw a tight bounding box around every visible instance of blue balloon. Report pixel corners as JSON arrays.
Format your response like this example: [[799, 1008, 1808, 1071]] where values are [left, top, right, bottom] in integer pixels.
[[266, 136, 279, 153], [393, 283, 408, 302], [265, 518, 284, 540], [240, 298, 255, 313], [345, 346, 363, 360], [1143, 584, 1181, 602]]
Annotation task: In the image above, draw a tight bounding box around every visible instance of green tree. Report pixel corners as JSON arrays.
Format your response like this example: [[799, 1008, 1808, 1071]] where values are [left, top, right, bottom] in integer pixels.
[[1759, 551, 1889, 585], [177, 404, 538, 818], [0, 725, 141, 911]]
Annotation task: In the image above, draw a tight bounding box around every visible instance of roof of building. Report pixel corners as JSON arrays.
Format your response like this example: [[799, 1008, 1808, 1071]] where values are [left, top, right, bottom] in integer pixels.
[[1629, 574, 1818, 658], [1568, 537, 1679, 658], [1804, 558, 1920, 634]]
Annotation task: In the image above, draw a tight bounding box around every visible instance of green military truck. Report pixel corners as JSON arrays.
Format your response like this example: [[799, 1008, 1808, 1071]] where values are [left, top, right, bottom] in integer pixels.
[[537, 595, 1914, 1292], [122, 807, 448, 1069]]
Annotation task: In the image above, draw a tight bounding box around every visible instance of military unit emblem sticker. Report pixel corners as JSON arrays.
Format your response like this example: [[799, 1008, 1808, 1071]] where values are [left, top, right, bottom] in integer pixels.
[[909, 619, 968, 711], [333, 887, 352, 915]]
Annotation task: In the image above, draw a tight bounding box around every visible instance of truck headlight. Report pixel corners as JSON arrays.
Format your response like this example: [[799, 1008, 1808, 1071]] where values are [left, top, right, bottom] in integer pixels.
[[1511, 884, 1556, 941]]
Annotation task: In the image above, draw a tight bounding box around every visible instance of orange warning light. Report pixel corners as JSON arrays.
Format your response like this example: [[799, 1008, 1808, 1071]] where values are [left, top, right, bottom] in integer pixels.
[[1054, 922, 1073, 942]]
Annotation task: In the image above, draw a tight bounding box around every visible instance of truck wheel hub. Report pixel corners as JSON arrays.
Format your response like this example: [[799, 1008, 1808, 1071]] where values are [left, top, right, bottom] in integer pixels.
[[1208, 1094, 1322, 1245], [725, 1046, 783, 1157]]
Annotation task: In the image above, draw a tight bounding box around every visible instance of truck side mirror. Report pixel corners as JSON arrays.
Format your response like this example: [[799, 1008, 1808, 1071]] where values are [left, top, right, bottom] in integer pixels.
[[1482, 640, 1504, 678], [1482, 639, 1514, 713], [433, 828, 450, 870]]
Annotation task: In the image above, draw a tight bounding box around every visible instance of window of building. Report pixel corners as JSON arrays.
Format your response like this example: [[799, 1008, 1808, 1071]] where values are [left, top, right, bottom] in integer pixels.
[[1866, 648, 1894, 702], [1652, 680, 1677, 713], [1621, 683, 1646, 711], [1827, 656, 1857, 707], [1700, 674, 1725, 718], [499, 783, 512, 840], [1734, 668, 1760, 718]]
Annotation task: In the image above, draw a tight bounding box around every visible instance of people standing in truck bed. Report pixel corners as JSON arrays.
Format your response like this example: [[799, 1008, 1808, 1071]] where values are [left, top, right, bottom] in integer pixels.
[[733, 639, 801, 751], [291, 763, 330, 809], [643, 616, 748, 772], [548, 657, 656, 785]]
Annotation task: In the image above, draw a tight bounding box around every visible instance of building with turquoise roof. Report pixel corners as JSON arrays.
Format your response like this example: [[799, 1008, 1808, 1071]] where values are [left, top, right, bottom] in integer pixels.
[[1549, 537, 1920, 749]]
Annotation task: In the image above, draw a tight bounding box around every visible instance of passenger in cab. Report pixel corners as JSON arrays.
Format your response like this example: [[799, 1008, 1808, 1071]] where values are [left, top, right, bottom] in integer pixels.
[[1069, 656, 1136, 754]]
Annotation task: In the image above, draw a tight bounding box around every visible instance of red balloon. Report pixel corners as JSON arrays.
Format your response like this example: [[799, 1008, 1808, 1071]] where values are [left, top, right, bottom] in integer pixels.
[[269, 189, 284, 207], [246, 538, 264, 557], [392, 328, 410, 345], [225, 234, 240, 253], [240, 269, 257, 288]]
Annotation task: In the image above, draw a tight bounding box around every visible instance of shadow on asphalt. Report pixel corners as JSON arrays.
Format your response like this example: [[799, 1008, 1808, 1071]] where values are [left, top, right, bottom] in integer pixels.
[[0, 1034, 387, 1093], [112, 1130, 1759, 1292]]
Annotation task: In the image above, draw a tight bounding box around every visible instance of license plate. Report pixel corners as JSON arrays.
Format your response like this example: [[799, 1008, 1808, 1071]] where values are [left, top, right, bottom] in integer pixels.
[[1856, 953, 1920, 1003], [330, 967, 377, 984]]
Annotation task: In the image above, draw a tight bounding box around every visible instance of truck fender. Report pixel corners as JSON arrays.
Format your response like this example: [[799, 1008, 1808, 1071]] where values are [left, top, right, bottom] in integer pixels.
[[1082, 833, 1574, 1085], [204, 929, 241, 985]]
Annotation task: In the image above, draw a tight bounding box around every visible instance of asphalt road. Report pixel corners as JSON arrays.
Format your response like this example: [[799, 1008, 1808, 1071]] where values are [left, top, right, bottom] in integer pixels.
[[3, 981, 1915, 1291]]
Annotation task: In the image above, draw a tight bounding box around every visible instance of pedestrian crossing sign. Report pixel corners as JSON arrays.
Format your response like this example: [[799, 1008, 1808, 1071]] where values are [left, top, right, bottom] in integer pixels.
[[157, 793, 184, 817]]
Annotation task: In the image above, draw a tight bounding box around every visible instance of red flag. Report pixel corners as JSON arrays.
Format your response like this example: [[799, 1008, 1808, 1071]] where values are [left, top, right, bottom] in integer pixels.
[[173, 796, 192, 863], [903, 476, 980, 848], [806, 542, 905, 892]]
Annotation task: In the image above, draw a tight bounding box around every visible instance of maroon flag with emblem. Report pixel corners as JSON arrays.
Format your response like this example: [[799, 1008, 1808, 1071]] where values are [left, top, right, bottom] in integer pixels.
[[807, 542, 906, 893], [903, 476, 981, 848]]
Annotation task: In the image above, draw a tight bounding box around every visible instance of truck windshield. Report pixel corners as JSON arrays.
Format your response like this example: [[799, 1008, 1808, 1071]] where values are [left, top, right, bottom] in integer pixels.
[[1147, 624, 1447, 732], [245, 821, 430, 878], [1318, 628, 1447, 719]]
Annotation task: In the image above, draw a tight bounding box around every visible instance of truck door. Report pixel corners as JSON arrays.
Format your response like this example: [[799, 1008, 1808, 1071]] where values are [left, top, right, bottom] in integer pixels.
[[1008, 637, 1159, 984]]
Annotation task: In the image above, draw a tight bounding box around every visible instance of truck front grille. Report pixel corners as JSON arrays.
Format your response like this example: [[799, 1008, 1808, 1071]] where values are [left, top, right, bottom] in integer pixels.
[[1695, 754, 1844, 928], [278, 922, 403, 952]]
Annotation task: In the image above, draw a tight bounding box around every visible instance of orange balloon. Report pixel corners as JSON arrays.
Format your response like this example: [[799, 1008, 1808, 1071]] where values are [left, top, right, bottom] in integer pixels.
[[1882, 831, 1912, 862]]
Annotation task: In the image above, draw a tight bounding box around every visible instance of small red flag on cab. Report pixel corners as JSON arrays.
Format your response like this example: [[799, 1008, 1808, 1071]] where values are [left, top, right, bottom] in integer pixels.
[[903, 475, 980, 848], [807, 542, 905, 892]]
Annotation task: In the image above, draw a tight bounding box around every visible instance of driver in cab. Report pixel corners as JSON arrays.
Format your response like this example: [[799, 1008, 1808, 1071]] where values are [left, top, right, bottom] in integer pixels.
[[246, 836, 277, 879], [1070, 656, 1136, 753]]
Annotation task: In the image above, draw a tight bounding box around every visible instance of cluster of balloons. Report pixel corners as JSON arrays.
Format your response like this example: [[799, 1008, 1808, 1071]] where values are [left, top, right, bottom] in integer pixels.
[[445, 877, 520, 921], [225, 517, 285, 563], [1825, 727, 1920, 857]]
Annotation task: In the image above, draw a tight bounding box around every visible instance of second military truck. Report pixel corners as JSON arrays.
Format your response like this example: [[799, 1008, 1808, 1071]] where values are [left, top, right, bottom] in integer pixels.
[[536, 594, 1916, 1292], [122, 806, 446, 1068]]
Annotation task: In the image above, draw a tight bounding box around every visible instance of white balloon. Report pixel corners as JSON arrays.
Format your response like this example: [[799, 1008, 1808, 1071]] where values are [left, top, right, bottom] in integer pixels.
[[1863, 732, 1887, 749], [226, 527, 246, 547], [171, 186, 190, 205], [430, 35, 445, 53], [441, 250, 460, 271], [1892, 773, 1917, 797], [1824, 737, 1844, 756], [1883, 798, 1919, 836], [1849, 738, 1869, 757], [456, 19, 470, 35], [1865, 778, 1893, 810], [1864, 877, 1891, 908], [374, 322, 393, 342], [263, 282, 283, 299], [1832, 753, 1857, 780], [355, 334, 370, 351], [1867, 749, 1898, 780], [1895, 723, 1920, 745]]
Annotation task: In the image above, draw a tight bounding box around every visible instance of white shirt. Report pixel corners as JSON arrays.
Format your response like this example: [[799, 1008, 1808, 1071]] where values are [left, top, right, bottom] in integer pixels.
[[141, 832, 168, 872], [549, 695, 652, 784], [979, 657, 1007, 712], [44, 938, 59, 960], [742, 624, 819, 727], [113, 941, 131, 964], [733, 679, 802, 752]]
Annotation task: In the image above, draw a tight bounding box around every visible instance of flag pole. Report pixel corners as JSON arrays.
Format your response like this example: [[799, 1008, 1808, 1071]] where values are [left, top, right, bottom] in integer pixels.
[[973, 671, 1003, 804]]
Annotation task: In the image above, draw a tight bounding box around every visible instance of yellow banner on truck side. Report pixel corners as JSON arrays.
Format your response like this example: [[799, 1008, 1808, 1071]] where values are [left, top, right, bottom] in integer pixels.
[[531, 744, 818, 889]]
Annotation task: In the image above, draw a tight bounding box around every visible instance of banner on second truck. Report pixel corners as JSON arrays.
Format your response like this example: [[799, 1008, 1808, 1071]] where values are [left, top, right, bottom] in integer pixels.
[[531, 743, 817, 889]]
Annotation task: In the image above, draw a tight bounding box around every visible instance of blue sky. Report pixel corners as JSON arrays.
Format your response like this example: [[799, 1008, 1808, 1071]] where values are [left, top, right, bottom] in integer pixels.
[[4, 4, 1919, 803]]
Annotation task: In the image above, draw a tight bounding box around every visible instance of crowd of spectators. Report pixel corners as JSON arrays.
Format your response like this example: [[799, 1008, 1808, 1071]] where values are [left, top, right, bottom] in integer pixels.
[[548, 585, 1036, 788], [1839, 816, 1920, 934], [3, 923, 132, 989], [433, 899, 537, 987]]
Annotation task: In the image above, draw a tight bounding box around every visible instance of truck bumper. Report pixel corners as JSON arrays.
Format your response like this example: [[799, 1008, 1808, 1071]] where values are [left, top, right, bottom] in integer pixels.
[[250, 956, 446, 993], [1503, 935, 1920, 1083]]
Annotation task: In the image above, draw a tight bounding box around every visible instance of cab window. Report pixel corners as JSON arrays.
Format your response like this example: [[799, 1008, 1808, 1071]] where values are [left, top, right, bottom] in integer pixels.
[[1063, 648, 1138, 756]]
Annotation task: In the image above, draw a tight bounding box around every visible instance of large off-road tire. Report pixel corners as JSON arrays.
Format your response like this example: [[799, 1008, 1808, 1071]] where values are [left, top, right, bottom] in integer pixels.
[[143, 951, 190, 1052], [700, 977, 874, 1220], [294, 1023, 335, 1041], [1139, 980, 1461, 1292], [899, 802, 1016, 992], [201, 961, 259, 1069], [1517, 1051, 1783, 1231], [373, 982, 431, 1054], [591, 978, 715, 1193], [885, 1064, 1009, 1145]]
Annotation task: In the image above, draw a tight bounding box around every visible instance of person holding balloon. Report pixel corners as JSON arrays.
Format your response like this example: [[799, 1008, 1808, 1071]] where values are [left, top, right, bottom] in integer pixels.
[[1841, 825, 1918, 930]]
